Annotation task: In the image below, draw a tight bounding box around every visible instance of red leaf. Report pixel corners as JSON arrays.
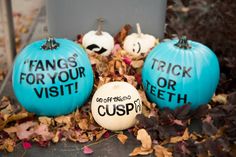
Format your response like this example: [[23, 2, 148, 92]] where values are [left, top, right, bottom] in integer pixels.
[[83, 146, 93, 154], [22, 141, 32, 150], [135, 73, 142, 85], [123, 56, 132, 65], [112, 44, 122, 55], [76, 34, 83, 44], [103, 131, 110, 138]]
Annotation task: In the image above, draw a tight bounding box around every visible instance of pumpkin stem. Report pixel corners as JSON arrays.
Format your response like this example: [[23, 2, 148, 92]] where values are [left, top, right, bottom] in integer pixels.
[[96, 18, 105, 36], [174, 36, 191, 49], [41, 36, 60, 50], [136, 23, 142, 37]]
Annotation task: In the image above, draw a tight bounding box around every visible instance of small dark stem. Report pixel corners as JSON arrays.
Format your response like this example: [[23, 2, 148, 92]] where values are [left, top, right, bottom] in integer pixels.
[[96, 18, 105, 36], [41, 36, 60, 50], [174, 36, 191, 49]]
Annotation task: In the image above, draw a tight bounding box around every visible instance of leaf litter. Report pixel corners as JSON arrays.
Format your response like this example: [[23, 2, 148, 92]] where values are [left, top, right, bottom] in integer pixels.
[[1, 7, 236, 155]]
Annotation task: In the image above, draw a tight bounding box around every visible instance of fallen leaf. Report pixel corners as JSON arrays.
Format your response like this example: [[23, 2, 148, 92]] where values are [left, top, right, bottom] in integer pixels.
[[76, 34, 83, 44], [52, 131, 60, 143], [77, 133, 90, 143], [78, 119, 89, 130], [95, 129, 107, 141], [38, 116, 52, 125], [103, 131, 110, 138], [135, 73, 142, 85], [129, 147, 153, 156], [34, 124, 53, 141], [170, 128, 190, 143], [131, 60, 144, 68], [138, 90, 155, 109], [114, 24, 132, 44], [16, 121, 37, 140], [4, 126, 17, 134], [137, 129, 152, 149], [2, 138, 15, 152], [124, 75, 137, 87], [174, 104, 191, 120], [112, 44, 122, 55], [109, 59, 127, 76], [0, 96, 11, 110], [212, 94, 227, 105], [0, 112, 33, 130], [67, 130, 89, 143], [83, 146, 93, 154], [202, 121, 218, 136], [22, 141, 32, 150], [55, 115, 72, 130], [153, 145, 173, 157], [123, 56, 132, 65], [129, 129, 153, 156], [117, 134, 128, 144], [55, 115, 71, 124]]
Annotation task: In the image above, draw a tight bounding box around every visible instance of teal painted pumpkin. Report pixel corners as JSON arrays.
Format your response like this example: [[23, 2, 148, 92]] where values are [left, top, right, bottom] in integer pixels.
[[12, 37, 94, 116], [142, 36, 220, 110]]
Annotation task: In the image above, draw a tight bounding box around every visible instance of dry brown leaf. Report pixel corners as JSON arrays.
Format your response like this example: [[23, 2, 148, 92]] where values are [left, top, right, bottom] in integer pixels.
[[95, 129, 107, 141], [34, 124, 53, 141], [137, 129, 152, 149], [16, 121, 37, 140], [138, 90, 155, 109], [212, 94, 227, 105], [0, 112, 33, 130], [153, 145, 173, 157], [3, 126, 17, 134], [54, 115, 71, 124], [142, 105, 152, 117], [129, 146, 153, 156], [3, 113, 11, 121], [129, 129, 153, 156], [77, 133, 90, 143], [114, 24, 132, 44], [52, 131, 60, 143], [117, 133, 128, 144], [2, 138, 15, 152], [96, 62, 109, 76], [38, 116, 52, 125], [78, 118, 89, 130], [0, 96, 11, 110], [170, 128, 190, 143], [55, 115, 72, 130], [109, 59, 127, 76], [131, 60, 144, 68], [190, 132, 203, 139], [124, 75, 138, 87], [68, 130, 89, 143], [89, 54, 100, 65]]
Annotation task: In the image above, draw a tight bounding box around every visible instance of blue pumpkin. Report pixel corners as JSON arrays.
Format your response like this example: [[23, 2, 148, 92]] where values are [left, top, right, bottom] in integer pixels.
[[142, 36, 220, 110], [12, 37, 94, 116]]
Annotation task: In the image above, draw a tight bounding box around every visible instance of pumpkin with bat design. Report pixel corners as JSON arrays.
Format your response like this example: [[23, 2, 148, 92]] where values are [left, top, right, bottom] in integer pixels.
[[82, 18, 114, 56]]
